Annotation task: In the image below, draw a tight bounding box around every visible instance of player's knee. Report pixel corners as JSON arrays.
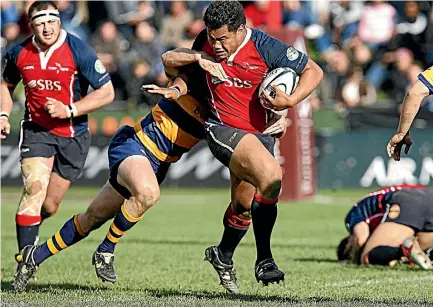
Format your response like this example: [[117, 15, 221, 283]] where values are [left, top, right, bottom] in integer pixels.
[[41, 200, 60, 219], [133, 185, 160, 212], [258, 169, 282, 199]]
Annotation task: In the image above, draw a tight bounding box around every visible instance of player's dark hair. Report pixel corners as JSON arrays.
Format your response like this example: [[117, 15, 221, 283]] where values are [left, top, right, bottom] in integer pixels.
[[203, 1, 246, 32], [28, 1, 58, 18], [337, 236, 350, 261]]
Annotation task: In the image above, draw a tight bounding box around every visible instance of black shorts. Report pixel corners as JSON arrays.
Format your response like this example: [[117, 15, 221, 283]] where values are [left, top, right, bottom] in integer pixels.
[[204, 119, 275, 167], [385, 188, 433, 232], [19, 121, 91, 181]]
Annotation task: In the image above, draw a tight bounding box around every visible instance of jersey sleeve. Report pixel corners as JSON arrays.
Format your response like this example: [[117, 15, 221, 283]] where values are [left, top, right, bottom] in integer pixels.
[[192, 28, 207, 51], [251, 29, 309, 74], [419, 66, 433, 94], [2, 45, 22, 85], [344, 207, 364, 233], [67, 34, 111, 89]]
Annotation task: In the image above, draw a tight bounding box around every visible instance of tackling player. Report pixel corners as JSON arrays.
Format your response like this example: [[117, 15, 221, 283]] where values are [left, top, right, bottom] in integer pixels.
[[387, 65, 433, 160], [337, 184, 433, 269], [162, 0, 323, 291], [12, 64, 289, 292], [0, 1, 114, 258]]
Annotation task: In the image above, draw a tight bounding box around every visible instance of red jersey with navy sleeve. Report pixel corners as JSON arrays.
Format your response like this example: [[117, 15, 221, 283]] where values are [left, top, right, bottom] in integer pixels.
[[2, 29, 111, 137], [345, 184, 425, 233], [192, 28, 308, 133]]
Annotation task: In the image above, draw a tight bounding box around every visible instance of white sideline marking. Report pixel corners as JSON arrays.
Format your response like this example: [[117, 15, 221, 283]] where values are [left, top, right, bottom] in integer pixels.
[[326, 275, 433, 287]]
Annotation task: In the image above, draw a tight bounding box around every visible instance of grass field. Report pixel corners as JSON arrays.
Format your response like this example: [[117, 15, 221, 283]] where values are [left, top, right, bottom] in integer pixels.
[[1, 187, 432, 306]]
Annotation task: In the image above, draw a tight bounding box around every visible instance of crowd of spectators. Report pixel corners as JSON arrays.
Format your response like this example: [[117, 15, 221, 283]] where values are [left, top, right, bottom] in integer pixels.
[[1, 0, 433, 113]]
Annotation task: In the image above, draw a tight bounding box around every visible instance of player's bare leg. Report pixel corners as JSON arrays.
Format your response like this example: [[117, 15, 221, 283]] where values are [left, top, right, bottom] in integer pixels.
[[16, 157, 54, 255], [205, 174, 254, 293], [13, 182, 124, 292], [361, 222, 432, 269], [94, 155, 160, 283], [40, 172, 71, 222], [229, 134, 284, 285]]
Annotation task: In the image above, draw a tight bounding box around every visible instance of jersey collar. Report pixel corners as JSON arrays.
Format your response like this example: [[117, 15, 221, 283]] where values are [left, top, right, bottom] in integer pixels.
[[227, 27, 251, 64]]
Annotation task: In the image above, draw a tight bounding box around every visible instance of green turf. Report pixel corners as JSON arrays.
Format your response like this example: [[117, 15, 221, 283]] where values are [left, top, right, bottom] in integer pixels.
[[1, 187, 432, 306]]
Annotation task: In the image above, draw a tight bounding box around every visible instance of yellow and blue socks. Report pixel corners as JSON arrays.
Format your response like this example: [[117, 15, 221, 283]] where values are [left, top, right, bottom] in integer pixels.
[[33, 215, 87, 265], [97, 203, 143, 254]]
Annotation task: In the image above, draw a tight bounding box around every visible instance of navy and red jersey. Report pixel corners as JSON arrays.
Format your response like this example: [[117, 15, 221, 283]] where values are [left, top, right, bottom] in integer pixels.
[[192, 28, 308, 133], [2, 29, 111, 137], [345, 184, 425, 233]]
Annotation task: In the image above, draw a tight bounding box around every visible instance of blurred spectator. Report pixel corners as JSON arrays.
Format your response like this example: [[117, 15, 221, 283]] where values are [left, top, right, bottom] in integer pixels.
[[386, 48, 416, 103], [393, 1, 428, 64], [160, 1, 193, 49], [1, 0, 20, 26], [104, 1, 142, 39], [1, 23, 22, 60], [244, 1, 269, 29], [126, 59, 159, 108], [55, 0, 90, 42], [341, 67, 376, 108], [330, 0, 364, 45], [282, 0, 332, 54], [128, 21, 165, 66], [92, 21, 129, 100], [358, 0, 397, 48]]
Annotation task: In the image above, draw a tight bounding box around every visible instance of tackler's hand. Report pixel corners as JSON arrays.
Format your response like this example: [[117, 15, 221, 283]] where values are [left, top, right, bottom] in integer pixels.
[[261, 85, 299, 111], [262, 112, 289, 138], [141, 84, 181, 101], [45, 97, 70, 119], [0, 116, 11, 139], [387, 132, 413, 161], [198, 52, 228, 82]]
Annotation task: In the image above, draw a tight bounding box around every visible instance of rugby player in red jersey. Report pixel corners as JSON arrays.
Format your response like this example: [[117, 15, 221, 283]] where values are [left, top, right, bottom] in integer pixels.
[[0, 1, 114, 257], [162, 0, 323, 291], [337, 184, 433, 269], [12, 61, 289, 292]]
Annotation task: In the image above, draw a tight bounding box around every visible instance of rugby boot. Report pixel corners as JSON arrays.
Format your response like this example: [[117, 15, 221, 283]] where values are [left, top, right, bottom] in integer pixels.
[[92, 250, 116, 283], [13, 245, 38, 292], [255, 258, 285, 286], [204, 245, 240, 294], [401, 236, 432, 270]]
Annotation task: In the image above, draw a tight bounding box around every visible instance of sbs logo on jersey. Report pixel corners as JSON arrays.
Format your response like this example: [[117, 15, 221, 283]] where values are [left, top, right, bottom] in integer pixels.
[[222, 76, 252, 88], [27, 79, 61, 91]]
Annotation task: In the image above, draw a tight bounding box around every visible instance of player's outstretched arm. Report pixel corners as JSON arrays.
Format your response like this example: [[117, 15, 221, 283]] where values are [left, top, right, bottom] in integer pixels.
[[387, 80, 430, 160], [162, 48, 204, 67]]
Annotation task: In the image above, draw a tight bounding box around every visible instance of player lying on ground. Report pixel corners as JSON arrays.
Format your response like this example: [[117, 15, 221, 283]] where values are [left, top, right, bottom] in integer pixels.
[[387, 65, 433, 161], [0, 0, 114, 257], [12, 65, 289, 292], [162, 0, 323, 291], [337, 184, 433, 269]]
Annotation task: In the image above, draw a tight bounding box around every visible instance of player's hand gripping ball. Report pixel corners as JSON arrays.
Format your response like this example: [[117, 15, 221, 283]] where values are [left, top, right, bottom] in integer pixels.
[[259, 67, 299, 110]]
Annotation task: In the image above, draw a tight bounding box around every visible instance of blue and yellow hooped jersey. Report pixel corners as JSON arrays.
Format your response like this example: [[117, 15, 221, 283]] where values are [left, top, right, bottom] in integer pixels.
[[419, 65, 433, 94], [134, 94, 207, 163]]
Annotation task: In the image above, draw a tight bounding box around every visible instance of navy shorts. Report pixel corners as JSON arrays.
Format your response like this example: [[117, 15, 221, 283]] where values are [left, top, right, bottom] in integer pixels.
[[108, 125, 170, 199], [204, 118, 275, 167], [385, 188, 433, 232], [19, 121, 90, 181]]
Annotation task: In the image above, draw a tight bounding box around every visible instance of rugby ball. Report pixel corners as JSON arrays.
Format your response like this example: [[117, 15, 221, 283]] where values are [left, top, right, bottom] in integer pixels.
[[259, 67, 299, 109]]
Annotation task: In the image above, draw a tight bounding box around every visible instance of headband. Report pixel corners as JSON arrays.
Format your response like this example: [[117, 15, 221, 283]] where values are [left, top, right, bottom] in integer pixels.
[[30, 9, 60, 22]]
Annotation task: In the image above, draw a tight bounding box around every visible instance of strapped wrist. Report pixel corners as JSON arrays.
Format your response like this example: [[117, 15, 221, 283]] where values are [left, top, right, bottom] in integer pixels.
[[169, 86, 182, 99], [0, 112, 9, 120]]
